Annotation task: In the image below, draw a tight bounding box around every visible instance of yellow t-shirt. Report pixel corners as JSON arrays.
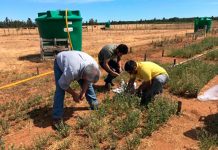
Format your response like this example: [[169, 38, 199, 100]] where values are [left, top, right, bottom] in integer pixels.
[[131, 61, 168, 82]]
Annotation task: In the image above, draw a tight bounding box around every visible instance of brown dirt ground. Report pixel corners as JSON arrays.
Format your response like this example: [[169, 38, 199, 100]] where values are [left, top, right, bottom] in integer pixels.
[[0, 26, 218, 149]]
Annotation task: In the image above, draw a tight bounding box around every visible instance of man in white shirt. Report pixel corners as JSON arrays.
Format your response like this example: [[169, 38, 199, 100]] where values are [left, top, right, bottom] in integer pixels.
[[53, 51, 101, 123]]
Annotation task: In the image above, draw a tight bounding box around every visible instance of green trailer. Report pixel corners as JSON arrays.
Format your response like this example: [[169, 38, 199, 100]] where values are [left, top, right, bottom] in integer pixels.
[[35, 10, 82, 60], [194, 17, 212, 33]]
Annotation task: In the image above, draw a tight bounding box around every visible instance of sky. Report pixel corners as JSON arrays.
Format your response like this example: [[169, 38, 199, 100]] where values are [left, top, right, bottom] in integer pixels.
[[0, 0, 218, 22]]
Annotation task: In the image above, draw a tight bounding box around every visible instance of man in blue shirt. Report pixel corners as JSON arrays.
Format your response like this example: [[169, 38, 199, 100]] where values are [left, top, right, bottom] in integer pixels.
[[53, 51, 101, 124]]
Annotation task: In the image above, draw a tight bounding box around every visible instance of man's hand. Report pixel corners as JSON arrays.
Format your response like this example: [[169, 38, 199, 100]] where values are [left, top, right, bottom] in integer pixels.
[[111, 71, 120, 77], [79, 80, 89, 101], [66, 87, 80, 103], [72, 92, 80, 103], [79, 93, 85, 100]]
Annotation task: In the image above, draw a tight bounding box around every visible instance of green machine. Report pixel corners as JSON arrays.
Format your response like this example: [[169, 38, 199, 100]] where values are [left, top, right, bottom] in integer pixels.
[[35, 10, 82, 59], [194, 17, 212, 33], [105, 21, 111, 29]]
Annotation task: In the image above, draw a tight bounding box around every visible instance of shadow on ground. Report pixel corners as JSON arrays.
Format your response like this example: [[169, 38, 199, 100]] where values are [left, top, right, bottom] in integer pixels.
[[93, 84, 108, 93], [27, 105, 90, 128], [184, 113, 218, 140], [18, 54, 41, 63]]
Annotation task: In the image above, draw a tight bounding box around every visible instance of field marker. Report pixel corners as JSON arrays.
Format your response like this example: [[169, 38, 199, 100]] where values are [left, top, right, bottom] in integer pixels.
[[162, 49, 165, 57], [144, 53, 147, 61], [173, 59, 177, 66], [36, 67, 39, 75], [176, 101, 182, 115]]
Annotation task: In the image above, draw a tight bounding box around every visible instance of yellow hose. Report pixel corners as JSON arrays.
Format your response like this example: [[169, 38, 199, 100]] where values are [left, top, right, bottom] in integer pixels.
[[0, 71, 53, 90], [65, 9, 73, 50]]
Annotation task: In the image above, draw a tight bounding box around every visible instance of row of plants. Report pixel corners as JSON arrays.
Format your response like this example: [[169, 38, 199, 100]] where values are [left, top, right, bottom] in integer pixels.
[[76, 93, 178, 149], [168, 37, 218, 58], [205, 49, 218, 61], [167, 60, 218, 98]]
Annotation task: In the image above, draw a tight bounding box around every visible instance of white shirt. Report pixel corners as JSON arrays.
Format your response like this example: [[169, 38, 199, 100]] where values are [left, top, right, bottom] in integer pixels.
[[56, 51, 99, 90]]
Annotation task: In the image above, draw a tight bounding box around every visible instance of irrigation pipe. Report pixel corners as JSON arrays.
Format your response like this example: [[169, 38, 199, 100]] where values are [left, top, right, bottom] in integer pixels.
[[0, 71, 54, 90], [173, 48, 218, 67]]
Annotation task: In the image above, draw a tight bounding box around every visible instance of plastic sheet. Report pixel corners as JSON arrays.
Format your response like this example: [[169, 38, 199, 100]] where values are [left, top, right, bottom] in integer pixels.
[[112, 80, 137, 94], [197, 85, 218, 101]]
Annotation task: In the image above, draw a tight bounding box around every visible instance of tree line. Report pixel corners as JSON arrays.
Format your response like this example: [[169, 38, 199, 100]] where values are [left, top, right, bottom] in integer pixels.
[[1, 16, 218, 28], [84, 16, 218, 25], [0, 17, 36, 28]]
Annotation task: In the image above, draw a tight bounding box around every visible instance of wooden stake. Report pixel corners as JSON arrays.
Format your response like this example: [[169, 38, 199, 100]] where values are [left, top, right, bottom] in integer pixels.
[[162, 49, 165, 57], [144, 53, 147, 61], [176, 101, 182, 115], [36, 67, 39, 75], [173, 59, 177, 66], [130, 47, 133, 53]]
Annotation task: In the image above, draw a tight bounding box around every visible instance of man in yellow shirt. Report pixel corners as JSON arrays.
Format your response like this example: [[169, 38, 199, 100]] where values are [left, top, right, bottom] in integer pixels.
[[124, 60, 169, 105]]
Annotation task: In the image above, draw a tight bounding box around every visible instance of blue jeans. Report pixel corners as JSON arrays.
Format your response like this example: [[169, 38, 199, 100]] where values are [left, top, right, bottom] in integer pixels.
[[141, 74, 169, 105], [53, 60, 98, 119]]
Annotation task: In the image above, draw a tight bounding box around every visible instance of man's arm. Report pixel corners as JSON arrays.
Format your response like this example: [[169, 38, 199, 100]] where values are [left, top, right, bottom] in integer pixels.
[[117, 56, 122, 72], [127, 76, 136, 91], [79, 80, 89, 100], [103, 59, 119, 77], [58, 72, 80, 102], [66, 87, 80, 102]]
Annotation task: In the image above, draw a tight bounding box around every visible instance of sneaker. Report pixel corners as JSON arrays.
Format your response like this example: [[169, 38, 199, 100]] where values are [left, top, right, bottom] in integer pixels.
[[52, 118, 63, 130], [90, 101, 99, 110]]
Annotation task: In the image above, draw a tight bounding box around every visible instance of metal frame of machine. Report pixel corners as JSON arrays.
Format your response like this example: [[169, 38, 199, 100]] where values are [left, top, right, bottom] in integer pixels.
[[40, 38, 70, 60]]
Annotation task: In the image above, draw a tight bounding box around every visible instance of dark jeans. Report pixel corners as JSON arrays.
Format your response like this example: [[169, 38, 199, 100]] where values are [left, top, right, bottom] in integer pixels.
[[141, 74, 169, 106], [100, 60, 120, 84]]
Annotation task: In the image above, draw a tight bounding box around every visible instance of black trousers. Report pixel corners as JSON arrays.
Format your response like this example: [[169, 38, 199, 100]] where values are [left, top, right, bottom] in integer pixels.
[[100, 60, 120, 84]]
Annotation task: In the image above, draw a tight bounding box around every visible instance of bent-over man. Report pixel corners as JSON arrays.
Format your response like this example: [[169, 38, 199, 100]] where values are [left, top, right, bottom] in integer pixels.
[[98, 44, 128, 89], [124, 60, 169, 105], [53, 51, 100, 125]]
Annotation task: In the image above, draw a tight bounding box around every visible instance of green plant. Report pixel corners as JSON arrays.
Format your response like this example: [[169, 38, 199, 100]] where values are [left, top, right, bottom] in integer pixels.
[[70, 81, 80, 89], [205, 50, 218, 61], [55, 121, 71, 139], [0, 119, 9, 136], [197, 129, 218, 150], [115, 110, 140, 136], [0, 138, 5, 150], [168, 60, 218, 97], [33, 134, 54, 150], [124, 135, 141, 150], [141, 96, 178, 137], [56, 138, 71, 150]]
